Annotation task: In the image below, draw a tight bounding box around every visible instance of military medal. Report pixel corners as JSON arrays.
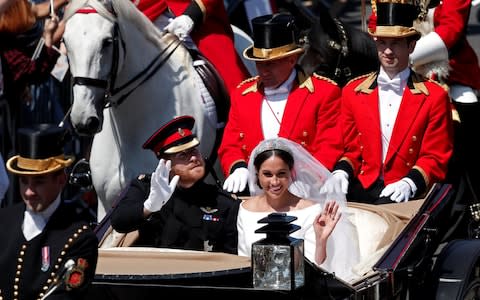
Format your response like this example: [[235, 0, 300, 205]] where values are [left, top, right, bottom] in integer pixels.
[[41, 246, 50, 272]]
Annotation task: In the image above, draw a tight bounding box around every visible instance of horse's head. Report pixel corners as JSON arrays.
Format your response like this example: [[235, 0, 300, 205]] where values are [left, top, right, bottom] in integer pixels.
[[299, 5, 378, 87], [63, 0, 119, 135]]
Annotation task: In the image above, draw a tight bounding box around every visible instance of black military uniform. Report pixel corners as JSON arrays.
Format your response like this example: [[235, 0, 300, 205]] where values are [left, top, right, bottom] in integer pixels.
[[1, 124, 98, 300], [0, 202, 97, 300], [110, 115, 240, 254], [111, 174, 239, 253]]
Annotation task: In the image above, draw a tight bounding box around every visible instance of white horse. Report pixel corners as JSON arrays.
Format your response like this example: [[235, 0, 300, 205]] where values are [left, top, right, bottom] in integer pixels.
[[62, 0, 224, 221]]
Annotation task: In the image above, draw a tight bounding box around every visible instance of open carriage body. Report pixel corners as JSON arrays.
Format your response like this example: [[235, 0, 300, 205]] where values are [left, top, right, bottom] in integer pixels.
[[85, 183, 480, 299]]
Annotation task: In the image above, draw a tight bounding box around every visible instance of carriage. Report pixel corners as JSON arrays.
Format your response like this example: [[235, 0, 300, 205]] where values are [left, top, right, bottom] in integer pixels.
[[79, 181, 480, 300], [60, 0, 480, 298]]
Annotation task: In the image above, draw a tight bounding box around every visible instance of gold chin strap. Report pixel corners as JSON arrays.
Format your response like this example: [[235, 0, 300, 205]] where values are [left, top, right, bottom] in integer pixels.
[[17, 155, 67, 171]]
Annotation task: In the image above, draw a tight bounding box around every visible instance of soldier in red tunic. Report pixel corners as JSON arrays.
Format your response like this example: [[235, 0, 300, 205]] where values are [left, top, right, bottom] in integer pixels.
[[218, 13, 344, 195], [409, 0, 480, 198], [132, 0, 250, 94], [321, 0, 454, 204]]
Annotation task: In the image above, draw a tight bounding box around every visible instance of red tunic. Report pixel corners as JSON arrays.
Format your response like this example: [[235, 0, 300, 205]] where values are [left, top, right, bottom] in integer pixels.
[[132, 0, 250, 93], [218, 72, 344, 175], [339, 72, 454, 189], [432, 0, 480, 89]]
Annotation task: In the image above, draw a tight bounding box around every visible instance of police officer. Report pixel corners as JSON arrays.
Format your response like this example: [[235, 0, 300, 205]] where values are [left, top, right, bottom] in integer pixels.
[[110, 115, 240, 254], [0, 124, 98, 300]]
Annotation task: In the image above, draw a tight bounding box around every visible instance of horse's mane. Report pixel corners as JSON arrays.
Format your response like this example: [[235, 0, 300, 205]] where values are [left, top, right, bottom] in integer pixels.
[[64, 0, 167, 50], [299, 7, 379, 87]]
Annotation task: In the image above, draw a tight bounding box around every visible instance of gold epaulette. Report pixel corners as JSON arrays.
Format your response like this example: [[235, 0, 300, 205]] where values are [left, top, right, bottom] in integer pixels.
[[236, 76, 259, 88], [346, 72, 374, 86], [428, 78, 449, 92], [313, 73, 338, 86]]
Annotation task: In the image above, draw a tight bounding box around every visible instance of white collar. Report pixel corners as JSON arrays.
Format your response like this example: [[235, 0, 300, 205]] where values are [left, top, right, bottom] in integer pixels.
[[378, 67, 410, 83]]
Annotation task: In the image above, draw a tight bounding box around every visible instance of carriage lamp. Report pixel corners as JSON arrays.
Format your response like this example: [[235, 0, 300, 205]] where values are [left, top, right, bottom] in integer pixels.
[[251, 213, 305, 290]]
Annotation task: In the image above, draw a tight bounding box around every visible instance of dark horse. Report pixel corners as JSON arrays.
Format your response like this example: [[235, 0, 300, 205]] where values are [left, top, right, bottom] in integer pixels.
[[281, 0, 379, 87]]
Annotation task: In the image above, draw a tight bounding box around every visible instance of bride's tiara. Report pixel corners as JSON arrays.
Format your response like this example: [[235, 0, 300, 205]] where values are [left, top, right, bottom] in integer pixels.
[[253, 137, 293, 158]]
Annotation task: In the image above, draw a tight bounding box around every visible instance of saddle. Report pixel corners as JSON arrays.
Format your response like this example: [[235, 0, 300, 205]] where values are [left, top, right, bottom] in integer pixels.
[[188, 49, 230, 126], [187, 49, 230, 168]]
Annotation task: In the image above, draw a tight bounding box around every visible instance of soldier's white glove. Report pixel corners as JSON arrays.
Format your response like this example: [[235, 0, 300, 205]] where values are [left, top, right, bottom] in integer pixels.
[[164, 15, 194, 40], [379, 178, 417, 203], [409, 31, 448, 67], [143, 159, 179, 212], [320, 170, 349, 195], [223, 167, 249, 193]]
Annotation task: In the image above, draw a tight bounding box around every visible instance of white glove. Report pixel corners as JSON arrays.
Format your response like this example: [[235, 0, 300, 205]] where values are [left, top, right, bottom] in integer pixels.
[[379, 178, 417, 203], [320, 170, 349, 195], [143, 159, 179, 212], [409, 31, 448, 67], [164, 15, 194, 40], [223, 167, 249, 193]]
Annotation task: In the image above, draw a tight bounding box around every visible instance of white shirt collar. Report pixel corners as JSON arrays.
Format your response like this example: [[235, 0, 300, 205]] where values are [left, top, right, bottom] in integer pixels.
[[264, 69, 297, 97], [23, 194, 61, 241]]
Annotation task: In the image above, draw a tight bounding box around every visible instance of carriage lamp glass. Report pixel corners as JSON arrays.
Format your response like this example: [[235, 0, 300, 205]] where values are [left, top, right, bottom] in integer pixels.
[[252, 213, 305, 290]]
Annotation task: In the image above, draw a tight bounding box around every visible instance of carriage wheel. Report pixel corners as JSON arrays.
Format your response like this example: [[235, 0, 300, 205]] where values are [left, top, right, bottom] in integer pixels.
[[432, 240, 480, 300], [461, 275, 480, 300]]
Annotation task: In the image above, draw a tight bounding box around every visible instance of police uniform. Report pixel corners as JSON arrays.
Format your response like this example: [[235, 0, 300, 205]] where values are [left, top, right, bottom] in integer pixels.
[[111, 174, 239, 253], [110, 116, 240, 254], [0, 124, 98, 300]]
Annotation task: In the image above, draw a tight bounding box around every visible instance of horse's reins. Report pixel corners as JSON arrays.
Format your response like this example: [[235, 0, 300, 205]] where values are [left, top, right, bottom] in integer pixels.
[[70, 8, 182, 109]]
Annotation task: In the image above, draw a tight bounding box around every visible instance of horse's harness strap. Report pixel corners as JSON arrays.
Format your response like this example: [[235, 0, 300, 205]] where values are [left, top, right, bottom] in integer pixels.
[[73, 77, 108, 88], [331, 18, 351, 79], [107, 37, 183, 107]]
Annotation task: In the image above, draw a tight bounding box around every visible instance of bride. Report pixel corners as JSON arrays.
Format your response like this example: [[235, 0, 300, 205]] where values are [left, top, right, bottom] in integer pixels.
[[237, 137, 360, 281]]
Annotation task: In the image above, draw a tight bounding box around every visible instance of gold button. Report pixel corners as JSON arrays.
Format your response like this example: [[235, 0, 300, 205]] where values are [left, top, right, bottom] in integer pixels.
[[301, 141, 306, 146], [239, 132, 244, 139], [408, 148, 414, 154], [360, 170, 364, 175], [242, 145, 247, 150], [406, 162, 411, 167], [360, 146, 364, 150], [358, 132, 362, 136], [412, 136, 417, 142], [303, 131, 308, 137]]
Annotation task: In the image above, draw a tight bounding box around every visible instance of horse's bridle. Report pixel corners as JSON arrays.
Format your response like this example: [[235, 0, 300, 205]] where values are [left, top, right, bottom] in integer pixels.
[[329, 18, 351, 80], [70, 9, 182, 108]]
